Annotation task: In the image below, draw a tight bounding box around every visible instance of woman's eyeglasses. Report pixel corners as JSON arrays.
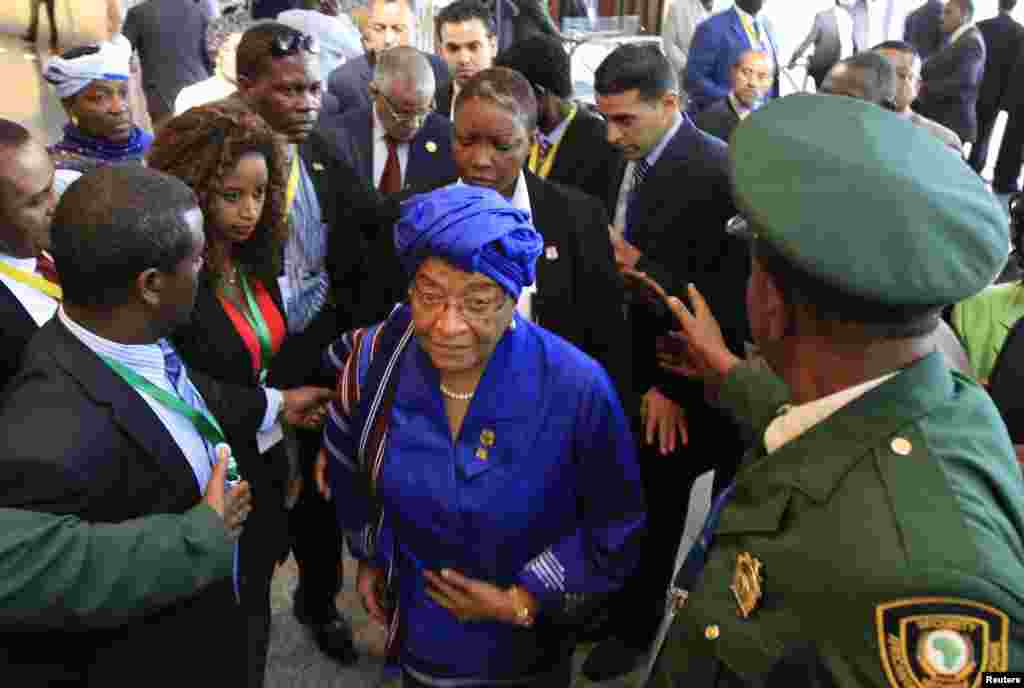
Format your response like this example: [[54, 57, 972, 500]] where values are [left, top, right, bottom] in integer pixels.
[[409, 282, 507, 320]]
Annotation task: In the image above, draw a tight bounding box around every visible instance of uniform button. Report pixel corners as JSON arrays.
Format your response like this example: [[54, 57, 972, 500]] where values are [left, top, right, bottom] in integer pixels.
[[890, 437, 913, 456], [705, 624, 720, 640]]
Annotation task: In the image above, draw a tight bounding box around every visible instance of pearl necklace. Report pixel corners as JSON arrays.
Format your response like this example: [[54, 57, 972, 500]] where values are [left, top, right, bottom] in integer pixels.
[[439, 382, 474, 401]]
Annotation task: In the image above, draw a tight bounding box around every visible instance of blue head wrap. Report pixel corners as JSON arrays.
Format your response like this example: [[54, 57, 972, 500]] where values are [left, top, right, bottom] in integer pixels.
[[395, 185, 544, 298]]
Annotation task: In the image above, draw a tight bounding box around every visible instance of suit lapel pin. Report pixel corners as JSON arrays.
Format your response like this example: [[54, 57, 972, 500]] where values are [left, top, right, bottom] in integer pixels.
[[312, 162, 325, 172], [730, 552, 763, 619], [425, 141, 438, 153], [545, 245, 559, 261], [480, 429, 495, 447]]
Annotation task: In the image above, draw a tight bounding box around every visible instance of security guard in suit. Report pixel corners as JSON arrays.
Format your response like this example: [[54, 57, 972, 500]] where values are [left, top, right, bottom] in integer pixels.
[[646, 94, 1024, 686]]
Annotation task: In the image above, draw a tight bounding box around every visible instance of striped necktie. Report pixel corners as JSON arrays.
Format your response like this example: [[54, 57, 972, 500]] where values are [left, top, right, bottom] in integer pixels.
[[160, 341, 215, 473], [625, 159, 652, 241]]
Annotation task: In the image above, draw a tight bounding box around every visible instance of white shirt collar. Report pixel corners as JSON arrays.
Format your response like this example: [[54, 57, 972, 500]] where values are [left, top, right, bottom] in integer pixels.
[[733, 4, 758, 23], [58, 305, 167, 377], [0, 253, 37, 272], [645, 110, 684, 167], [456, 170, 532, 218], [763, 372, 897, 454], [728, 93, 752, 120], [950, 22, 974, 45], [542, 105, 576, 149]]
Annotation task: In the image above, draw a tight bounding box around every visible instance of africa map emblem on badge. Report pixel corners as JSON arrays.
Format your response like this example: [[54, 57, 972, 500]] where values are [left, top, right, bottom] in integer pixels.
[[730, 552, 763, 619], [876, 597, 1009, 687]]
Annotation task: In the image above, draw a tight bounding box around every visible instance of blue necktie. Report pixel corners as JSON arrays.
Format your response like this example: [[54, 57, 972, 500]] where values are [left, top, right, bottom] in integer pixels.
[[625, 159, 652, 242], [161, 341, 241, 603]]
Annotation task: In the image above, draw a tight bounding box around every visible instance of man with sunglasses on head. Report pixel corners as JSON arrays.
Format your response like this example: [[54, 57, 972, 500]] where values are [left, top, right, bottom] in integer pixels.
[[318, 47, 457, 326], [221, 21, 369, 666]]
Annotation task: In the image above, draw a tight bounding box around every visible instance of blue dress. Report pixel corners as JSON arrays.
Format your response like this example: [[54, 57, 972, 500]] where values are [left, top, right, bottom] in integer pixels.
[[324, 307, 645, 683]]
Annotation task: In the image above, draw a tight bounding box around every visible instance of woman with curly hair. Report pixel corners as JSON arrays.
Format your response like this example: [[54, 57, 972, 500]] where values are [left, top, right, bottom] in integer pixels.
[[148, 105, 313, 688]]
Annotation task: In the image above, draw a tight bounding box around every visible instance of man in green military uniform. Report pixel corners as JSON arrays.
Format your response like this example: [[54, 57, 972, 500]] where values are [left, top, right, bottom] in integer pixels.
[[0, 454, 249, 630], [644, 94, 1024, 686]]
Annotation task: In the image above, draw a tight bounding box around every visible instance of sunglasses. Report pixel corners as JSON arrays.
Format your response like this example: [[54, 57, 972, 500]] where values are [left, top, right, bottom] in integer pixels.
[[270, 31, 320, 57]]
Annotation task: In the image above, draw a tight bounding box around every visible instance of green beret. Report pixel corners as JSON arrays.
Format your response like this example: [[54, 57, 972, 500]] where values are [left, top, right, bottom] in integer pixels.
[[730, 94, 1009, 307]]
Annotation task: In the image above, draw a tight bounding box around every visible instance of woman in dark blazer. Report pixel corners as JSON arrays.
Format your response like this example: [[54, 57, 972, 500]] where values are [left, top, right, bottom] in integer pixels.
[[148, 106, 332, 687]]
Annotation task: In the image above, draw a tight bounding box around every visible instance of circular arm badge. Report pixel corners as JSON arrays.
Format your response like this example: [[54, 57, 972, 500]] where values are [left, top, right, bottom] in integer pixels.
[[876, 597, 1009, 686]]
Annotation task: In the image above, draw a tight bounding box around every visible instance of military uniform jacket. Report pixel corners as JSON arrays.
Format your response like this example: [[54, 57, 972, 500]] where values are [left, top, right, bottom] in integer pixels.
[[649, 352, 1024, 687]]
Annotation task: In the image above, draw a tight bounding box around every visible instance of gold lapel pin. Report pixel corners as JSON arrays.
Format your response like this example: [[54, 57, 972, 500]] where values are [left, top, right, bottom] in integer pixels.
[[312, 161, 325, 172], [425, 141, 438, 153], [480, 429, 495, 447]]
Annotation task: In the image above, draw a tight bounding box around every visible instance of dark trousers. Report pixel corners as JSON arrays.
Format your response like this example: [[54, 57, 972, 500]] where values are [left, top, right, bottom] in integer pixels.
[[969, 104, 1000, 174], [606, 413, 742, 650], [290, 427, 343, 622], [994, 106, 1024, 192]]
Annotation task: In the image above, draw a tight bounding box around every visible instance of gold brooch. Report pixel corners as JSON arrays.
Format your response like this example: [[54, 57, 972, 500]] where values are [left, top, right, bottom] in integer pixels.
[[730, 552, 763, 619], [425, 141, 438, 153], [480, 429, 495, 447]]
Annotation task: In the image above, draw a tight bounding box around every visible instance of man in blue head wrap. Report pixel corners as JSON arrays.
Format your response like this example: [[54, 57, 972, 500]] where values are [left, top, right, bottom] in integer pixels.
[[320, 184, 646, 686]]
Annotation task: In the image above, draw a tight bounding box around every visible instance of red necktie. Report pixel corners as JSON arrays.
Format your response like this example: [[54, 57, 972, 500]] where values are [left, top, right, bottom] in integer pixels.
[[378, 138, 401, 194], [36, 252, 59, 285]]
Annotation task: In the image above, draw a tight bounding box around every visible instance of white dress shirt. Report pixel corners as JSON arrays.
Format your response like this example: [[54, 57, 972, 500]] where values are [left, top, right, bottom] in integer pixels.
[[373, 104, 412, 189], [59, 307, 283, 489], [613, 111, 684, 233], [0, 254, 58, 326]]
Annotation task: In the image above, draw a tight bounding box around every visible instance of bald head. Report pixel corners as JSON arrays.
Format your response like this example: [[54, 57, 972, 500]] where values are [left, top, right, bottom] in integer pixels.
[[372, 46, 436, 98], [821, 52, 897, 109]]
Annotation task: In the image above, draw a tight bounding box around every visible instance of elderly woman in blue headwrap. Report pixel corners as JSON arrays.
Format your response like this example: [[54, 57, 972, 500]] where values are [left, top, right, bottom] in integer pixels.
[[320, 184, 645, 686], [42, 35, 153, 193]]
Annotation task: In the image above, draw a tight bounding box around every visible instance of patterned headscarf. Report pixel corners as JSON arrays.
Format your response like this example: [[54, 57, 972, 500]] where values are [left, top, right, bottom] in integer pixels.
[[43, 34, 133, 99]]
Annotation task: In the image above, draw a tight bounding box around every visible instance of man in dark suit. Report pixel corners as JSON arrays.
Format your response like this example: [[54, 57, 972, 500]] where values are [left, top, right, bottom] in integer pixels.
[[584, 43, 749, 680], [0, 165, 329, 686], [969, 0, 1024, 173], [904, 0, 944, 59], [684, 0, 780, 113], [694, 48, 773, 143], [0, 120, 58, 392], [122, 0, 212, 129], [915, 0, 986, 144], [495, 34, 620, 210], [435, 0, 499, 119], [326, 0, 449, 116], [229, 21, 368, 663], [318, 47, 456, 193], [992, 51, 1024, 193]]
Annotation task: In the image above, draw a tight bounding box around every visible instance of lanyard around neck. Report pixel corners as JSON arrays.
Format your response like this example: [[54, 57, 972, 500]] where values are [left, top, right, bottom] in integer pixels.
[[238, 271, 274, 383], [528, 103, 578, 179], [285, 148, 301, 216], [102, 356, 226, 446], [0, 261, 62, 300]]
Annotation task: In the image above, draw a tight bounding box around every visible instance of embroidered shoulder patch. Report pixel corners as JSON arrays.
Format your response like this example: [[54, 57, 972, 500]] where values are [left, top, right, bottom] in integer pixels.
[[876, 597, 1009, 687]]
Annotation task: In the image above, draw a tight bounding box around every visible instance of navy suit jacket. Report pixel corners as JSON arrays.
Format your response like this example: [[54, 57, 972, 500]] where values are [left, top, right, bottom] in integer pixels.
[[0, 281, 40, 393], [917, 25, 987, 143], [685, 7, 779, 113], [326, 53, 452, 117], [605, 116, 748, 433], [904, 0, 944, 61], [316, 106, 456, 191]]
